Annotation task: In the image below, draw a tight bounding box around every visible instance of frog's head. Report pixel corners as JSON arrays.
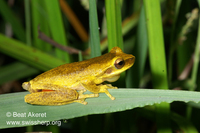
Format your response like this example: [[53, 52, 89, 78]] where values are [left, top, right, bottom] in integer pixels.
[[100, 47, 135, 82]]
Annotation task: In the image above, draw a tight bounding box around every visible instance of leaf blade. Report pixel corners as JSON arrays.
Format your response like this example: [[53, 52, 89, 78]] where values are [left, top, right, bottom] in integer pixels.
[[0, 34, 65, 71], [1, 89, 200, 129]]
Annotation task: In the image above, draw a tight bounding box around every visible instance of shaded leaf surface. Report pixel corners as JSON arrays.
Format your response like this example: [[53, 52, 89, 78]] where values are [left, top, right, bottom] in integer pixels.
[[1, 89, 200, 129]]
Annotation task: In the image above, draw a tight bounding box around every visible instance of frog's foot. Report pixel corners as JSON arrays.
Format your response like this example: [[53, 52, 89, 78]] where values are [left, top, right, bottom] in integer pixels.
[[74, 99, 88, 105], [99, 85, 116, 100]]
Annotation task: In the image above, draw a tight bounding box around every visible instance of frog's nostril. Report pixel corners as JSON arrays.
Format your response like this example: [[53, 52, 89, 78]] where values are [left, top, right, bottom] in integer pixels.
[[132, 56, 135, 62], [128, 56, 135, 62]]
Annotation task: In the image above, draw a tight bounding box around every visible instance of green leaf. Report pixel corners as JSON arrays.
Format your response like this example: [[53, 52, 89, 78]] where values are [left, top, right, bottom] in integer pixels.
[[24, 0, 32, 46], [190, 8, 200, 92], [105, 0, 125, 88], [0, 34, 65, 71], [43, 0, 70, 62], [1, 89, 200, 129], [100, 12, 139, 52], [105, 0, 123, 51], [138, 108, 198, 132], [126, 6, 148, 88], [171, 112, 198, 133], [186, 4, 200, 120], [89, 0, 101, 58], [31, 0, 52, 51], [0, 0, 25, 42], [144, 0, 171, 132], [0, 62, 39, 85], [168, 0, 182, 83]]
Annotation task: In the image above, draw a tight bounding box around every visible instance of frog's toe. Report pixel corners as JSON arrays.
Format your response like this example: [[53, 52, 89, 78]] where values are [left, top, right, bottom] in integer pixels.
[[109, 86, 118, 89], [94, 93, 99, 97], [82, 101, 88, 105], [78, 99, 87, 105], [106, 84, 113, 87], [79, 89, 87, 94], [111, 96, 115, 100]]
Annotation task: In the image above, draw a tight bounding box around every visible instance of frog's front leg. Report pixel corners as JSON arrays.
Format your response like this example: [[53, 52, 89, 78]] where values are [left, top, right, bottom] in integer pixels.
[[81, 83, 117, 100], [103, 84, 118, 89]]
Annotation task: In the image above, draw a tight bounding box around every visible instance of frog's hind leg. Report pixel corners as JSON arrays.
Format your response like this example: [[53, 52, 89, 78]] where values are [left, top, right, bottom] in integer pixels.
[[25, 88, 99, 105], [25, 89, 79, 105]]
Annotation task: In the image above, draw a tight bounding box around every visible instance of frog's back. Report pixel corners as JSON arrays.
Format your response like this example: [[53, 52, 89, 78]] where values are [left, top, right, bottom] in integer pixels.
[[31, 61, 91, 84], [31, 53, 113, 86]]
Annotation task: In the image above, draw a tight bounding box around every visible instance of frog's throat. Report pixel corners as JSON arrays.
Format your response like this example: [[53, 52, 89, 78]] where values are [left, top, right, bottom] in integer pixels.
[[105, 75, 120, 82]]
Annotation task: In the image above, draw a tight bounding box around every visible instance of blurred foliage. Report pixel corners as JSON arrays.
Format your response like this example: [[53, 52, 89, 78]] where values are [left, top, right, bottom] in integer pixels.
[[0, 0, 200, 132]]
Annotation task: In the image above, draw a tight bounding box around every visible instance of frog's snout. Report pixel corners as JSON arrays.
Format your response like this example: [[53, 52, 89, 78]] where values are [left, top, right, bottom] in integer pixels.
[[22, 82, 30, 90], [131, 56, 135, 62], [128, 55, 135, 65]]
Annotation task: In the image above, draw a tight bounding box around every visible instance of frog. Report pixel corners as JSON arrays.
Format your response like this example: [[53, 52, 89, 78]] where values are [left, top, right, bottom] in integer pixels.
[[22, 47, 135, 105]]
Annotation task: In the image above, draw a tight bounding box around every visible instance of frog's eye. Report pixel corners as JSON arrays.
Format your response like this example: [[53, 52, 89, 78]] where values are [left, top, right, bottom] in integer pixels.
[[114, 58, 125, 69]]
